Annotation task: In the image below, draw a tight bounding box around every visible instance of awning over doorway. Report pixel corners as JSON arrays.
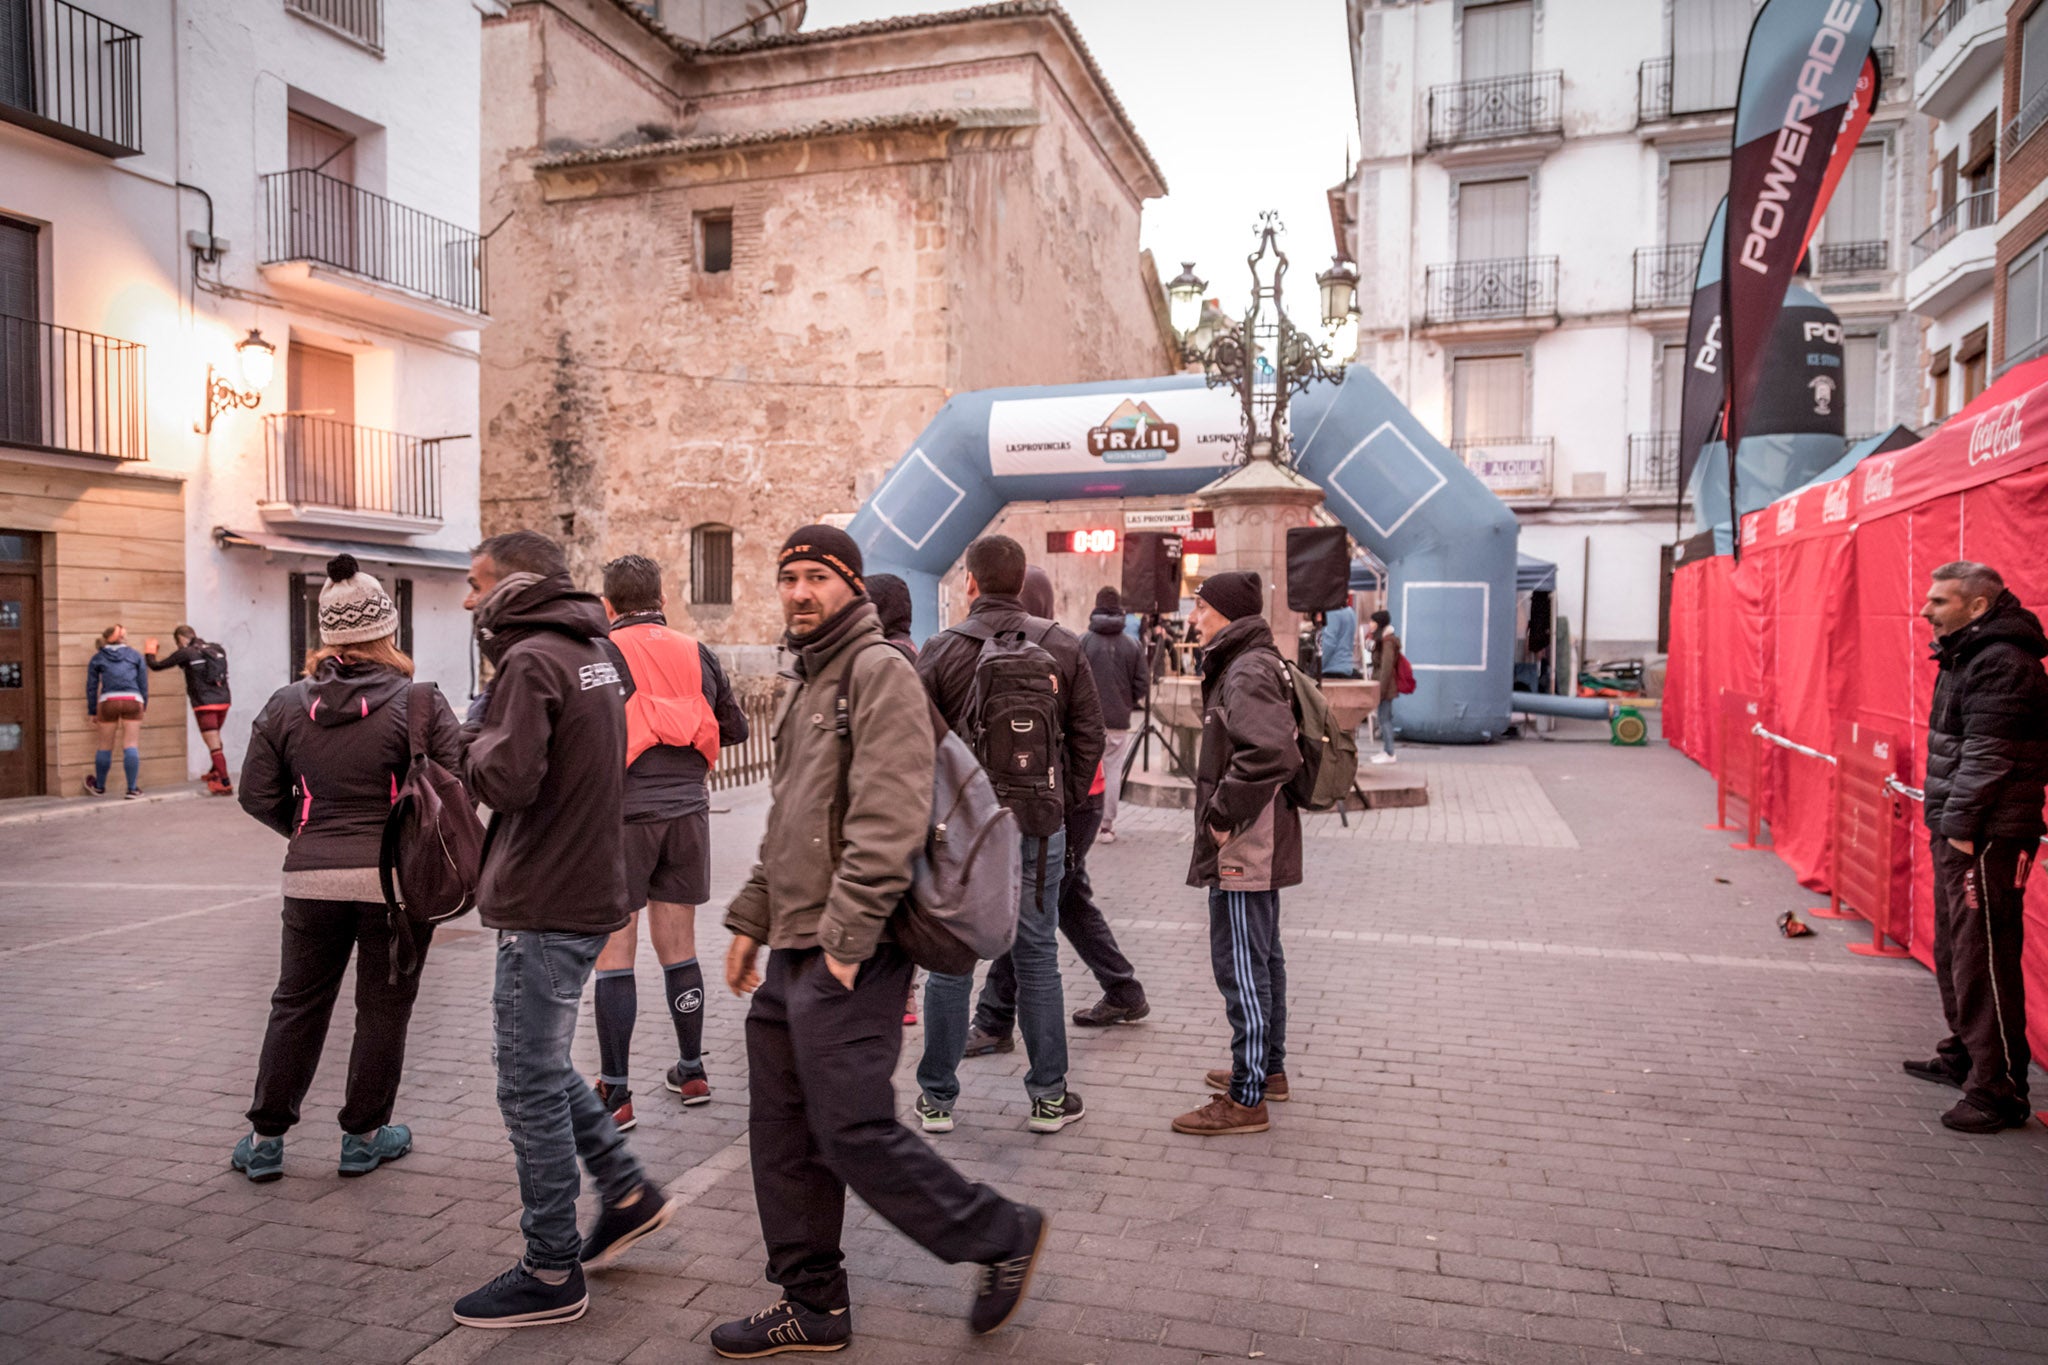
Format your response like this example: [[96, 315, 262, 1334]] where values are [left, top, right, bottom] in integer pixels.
[[214, 526, 472, 574]]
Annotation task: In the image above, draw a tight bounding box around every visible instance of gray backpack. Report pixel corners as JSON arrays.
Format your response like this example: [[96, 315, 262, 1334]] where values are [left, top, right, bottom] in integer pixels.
[[834, 642, 1021, 974]]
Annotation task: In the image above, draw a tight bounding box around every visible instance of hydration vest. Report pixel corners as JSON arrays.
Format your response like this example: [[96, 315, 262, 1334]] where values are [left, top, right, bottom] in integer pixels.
[[611, 622, 722, 769]]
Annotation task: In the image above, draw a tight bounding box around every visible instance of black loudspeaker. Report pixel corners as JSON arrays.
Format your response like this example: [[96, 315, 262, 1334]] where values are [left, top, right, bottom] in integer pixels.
[[1121, 532, 1183, 615], [1286, 526, 1351, 613]]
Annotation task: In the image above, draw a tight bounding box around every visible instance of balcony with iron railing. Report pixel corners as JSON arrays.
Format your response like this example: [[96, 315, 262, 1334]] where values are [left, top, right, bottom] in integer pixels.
[[1919, 0, 2005, 118], [260, 169, 489, 331], [0, 0, 142, 157], [262, 413, 446, 534], [1636, 56, 1732, 126], [0, 314, 147, 461], [1426, 70, 1562, 151], [2009, 82, 2048, 158], [1909, 189, 1997, 315], [1424, 256, 1558, 326], [1627, 433, 1685, 500], [1814, 241, 1889, 276], [1633, 243, 1702, 311], [1922, 0, 1974, 54], [1452, 436, 1553, 506], [285, 0, 383, 53]]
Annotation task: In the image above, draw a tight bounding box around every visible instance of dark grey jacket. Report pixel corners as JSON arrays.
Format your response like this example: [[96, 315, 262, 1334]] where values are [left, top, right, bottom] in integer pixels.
[[917, 593, 1106, 815], [1080, 609, 1147, 729], [239, 662, 462, 871], [1187, 615, 1302, 892], [1925, 591, 2048, 842]]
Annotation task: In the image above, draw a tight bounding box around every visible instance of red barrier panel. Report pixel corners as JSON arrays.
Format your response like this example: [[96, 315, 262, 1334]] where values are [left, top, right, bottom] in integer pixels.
[[1809, 721, 1914, 957], [1712, 690, 1766, 850]]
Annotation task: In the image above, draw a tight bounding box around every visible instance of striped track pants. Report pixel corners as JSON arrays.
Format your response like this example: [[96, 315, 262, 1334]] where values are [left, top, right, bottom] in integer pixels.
[[1208, 888, 1288, 1107]]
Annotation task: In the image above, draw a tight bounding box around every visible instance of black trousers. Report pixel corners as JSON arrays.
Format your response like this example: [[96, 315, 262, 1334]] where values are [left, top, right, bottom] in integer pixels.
[[747, 944, 1024, 1313], [1930, 835, 2034, 1114], [248, 897, 434, 1137], [974, 797, 1144, 1036]]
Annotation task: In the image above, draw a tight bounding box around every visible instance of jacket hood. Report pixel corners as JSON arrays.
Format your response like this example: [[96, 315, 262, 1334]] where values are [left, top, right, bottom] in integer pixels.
[[1938, 590, 2048, 666], [306, 658, 410, 728], [1088, 609, 1127, 635], [477, 572, 611, 661]]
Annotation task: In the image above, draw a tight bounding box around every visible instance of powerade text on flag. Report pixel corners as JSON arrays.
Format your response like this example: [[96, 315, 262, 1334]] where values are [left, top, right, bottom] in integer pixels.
[[1677, 197, 1729, 509], [1722, 0, 1881, 553]]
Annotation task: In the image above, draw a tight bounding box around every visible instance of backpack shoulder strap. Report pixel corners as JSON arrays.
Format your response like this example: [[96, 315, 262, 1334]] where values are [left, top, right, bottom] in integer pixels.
[[1024, 617, 1060, 647], [405, 682, 435, 764], [951, 616, 997, 644]]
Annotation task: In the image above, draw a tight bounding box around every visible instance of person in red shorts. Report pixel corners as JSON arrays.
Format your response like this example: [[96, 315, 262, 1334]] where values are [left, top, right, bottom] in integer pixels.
[[146, 626, 234, 794]]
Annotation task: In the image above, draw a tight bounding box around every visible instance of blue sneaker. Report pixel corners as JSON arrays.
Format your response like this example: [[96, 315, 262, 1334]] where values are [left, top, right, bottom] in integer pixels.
[[338, 1124, 412, 1176], [230, 1132, 284, 1183]]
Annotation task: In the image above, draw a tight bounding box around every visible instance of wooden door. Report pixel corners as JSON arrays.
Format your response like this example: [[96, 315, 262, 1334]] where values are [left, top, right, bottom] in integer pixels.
[[0, 531, 43, 798], [0, 215, 39, 450], [286, 344, 356, 506], [286, 112, 358, 273]]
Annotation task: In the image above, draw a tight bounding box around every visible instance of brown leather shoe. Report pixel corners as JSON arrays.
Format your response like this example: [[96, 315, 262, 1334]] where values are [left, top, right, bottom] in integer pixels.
[[1172, 1093, 1270, 1136], [1204, 1068, 1289, 1102]]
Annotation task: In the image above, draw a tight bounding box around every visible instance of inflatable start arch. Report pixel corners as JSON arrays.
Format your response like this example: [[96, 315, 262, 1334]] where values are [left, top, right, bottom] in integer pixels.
[[845, 369, 1519, 743]]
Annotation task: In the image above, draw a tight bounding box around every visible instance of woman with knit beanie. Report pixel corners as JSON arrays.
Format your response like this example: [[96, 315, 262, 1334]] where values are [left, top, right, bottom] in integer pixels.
[[229, 555, 465, 1183]]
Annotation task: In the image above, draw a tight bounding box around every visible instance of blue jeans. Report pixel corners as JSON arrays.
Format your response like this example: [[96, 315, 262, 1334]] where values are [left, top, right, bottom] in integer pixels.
[[918, 830, 1066, 1106], [493, 930, 646, 1271], [1376, 697, 1396, 756]]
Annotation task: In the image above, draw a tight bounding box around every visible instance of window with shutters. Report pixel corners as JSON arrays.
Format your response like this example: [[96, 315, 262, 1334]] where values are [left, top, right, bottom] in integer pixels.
[[1452, 354, 1527, 443], [2006, 233, 2048, 366], [691, 523, 733, 606], [1456, 177, 1530, 262], [1842, 334, 1881, 438], [1460, 0, 1532, 83], [1671, 0, 1751, 115], [1957, 326, 1989, 406], [1666, 158, 1729, 247], [1930, 347, 1951, 423], [2014, 3, 2048, 151], [697, 212, 733, 274], [0, 216, 39, 451]]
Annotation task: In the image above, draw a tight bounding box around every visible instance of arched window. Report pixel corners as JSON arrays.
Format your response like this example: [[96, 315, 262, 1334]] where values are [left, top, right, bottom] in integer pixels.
[[691, 523, 733, 605]]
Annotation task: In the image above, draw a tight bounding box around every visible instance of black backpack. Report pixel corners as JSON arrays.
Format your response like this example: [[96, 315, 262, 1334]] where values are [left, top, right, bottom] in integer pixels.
[[378, 683, 485, 981], [952, 616, 1066, 840], [194, 642, 229, 690]]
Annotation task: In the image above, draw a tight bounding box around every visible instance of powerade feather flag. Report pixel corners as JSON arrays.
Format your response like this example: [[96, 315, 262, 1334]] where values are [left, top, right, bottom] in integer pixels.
[[1721, 0, 1880, 555], [1676, 196, 1729, 523]]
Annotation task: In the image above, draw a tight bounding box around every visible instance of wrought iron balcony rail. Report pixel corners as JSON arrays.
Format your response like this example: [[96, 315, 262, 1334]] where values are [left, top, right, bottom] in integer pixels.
[[1633, 242, 1702, 311], [1450, 436, 1553, 501], [1637, 56, 1734, 125], [1424, 256, 1558, 324], [1921, 0, 1974, 55], [262, 170, 488, 314], [0, 0, 142, 156], [2007, 82, 2048, 157], [1628, 433, 1683, 495], [1814, 240, 1888, 275], [1426, 70, 1562, 149], [1911, 190, 1996, 267], [264, 413, 445, 522], [0, 314, 146, 460], [285, 0, 383, 52]]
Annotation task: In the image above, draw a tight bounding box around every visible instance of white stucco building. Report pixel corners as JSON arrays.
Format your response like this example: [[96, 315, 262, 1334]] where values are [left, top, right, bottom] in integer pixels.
[[1, 0, 490, 795], [1340, 0, 1922, 660], [1908, 0, 2006, 419]]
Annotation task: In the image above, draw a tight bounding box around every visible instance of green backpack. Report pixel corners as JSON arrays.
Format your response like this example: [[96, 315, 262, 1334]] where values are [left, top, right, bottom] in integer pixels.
[[1279, 660, 1359, 813]]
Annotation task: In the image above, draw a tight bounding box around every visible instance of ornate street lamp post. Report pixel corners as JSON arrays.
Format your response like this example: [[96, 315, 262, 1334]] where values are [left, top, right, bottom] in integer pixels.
[[1173, 213, 1355, 466]]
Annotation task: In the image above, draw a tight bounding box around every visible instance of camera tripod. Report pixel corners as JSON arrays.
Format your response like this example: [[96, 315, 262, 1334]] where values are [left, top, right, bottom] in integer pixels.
[[1122, 613, 1194, 787]]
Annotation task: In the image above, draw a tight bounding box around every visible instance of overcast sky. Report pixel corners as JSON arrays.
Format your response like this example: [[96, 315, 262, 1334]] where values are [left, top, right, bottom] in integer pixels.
[[801, 0, 1358, 320]]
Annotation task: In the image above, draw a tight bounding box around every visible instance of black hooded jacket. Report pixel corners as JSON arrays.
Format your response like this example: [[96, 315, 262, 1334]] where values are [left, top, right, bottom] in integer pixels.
[[463, 573, 630, 933], [1925, 590, 2048, 841], [1080, 609, 1146, 729], [239, 660, 462, 871], [147, 638, 231, 707]]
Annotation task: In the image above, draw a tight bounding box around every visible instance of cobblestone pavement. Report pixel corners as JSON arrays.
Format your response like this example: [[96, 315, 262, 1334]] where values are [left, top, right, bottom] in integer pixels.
[[3, 727, 2047, 1365]]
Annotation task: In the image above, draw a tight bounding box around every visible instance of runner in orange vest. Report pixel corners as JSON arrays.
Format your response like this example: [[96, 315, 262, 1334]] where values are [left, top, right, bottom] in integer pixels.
[[589, 555, 750, 1130]]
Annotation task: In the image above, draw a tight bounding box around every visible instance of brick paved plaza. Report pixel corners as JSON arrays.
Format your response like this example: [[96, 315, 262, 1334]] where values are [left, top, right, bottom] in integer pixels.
[[3, 728, 2047, 1365]]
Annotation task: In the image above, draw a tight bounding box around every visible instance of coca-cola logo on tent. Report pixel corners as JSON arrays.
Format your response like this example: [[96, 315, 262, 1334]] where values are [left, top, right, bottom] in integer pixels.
[[1968, 396, 2026, 467]]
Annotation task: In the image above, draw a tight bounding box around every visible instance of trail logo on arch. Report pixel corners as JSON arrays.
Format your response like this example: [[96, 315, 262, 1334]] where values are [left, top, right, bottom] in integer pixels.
[[989, 388, 1240, 476]]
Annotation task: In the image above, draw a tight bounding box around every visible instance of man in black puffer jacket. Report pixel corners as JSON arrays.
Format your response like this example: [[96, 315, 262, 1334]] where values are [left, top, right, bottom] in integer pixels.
[[1907, 561, 2048, 1134], [1079, 586, 1147, 840], [453, 531, 672, 1331]]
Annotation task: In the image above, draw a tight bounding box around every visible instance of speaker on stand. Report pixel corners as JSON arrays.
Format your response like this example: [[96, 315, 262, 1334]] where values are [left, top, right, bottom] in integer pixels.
[[1119, 532, 1193, 786]]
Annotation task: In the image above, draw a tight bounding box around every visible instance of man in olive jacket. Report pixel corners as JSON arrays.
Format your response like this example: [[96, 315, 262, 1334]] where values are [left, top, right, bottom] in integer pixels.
[[1906, 561, 2048, 1134], [451, 531, 671, 1332], [713, 525, 1048, 1359], [1176, 571, 1302, 1138]]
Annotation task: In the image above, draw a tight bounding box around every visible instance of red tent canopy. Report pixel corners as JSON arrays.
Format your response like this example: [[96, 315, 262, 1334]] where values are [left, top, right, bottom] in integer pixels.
[[1666, 357, 2048, 1058]]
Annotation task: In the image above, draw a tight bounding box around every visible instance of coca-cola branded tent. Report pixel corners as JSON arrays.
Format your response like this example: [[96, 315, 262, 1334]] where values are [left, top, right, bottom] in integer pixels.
[[1666, 358, 2048, 1061]]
